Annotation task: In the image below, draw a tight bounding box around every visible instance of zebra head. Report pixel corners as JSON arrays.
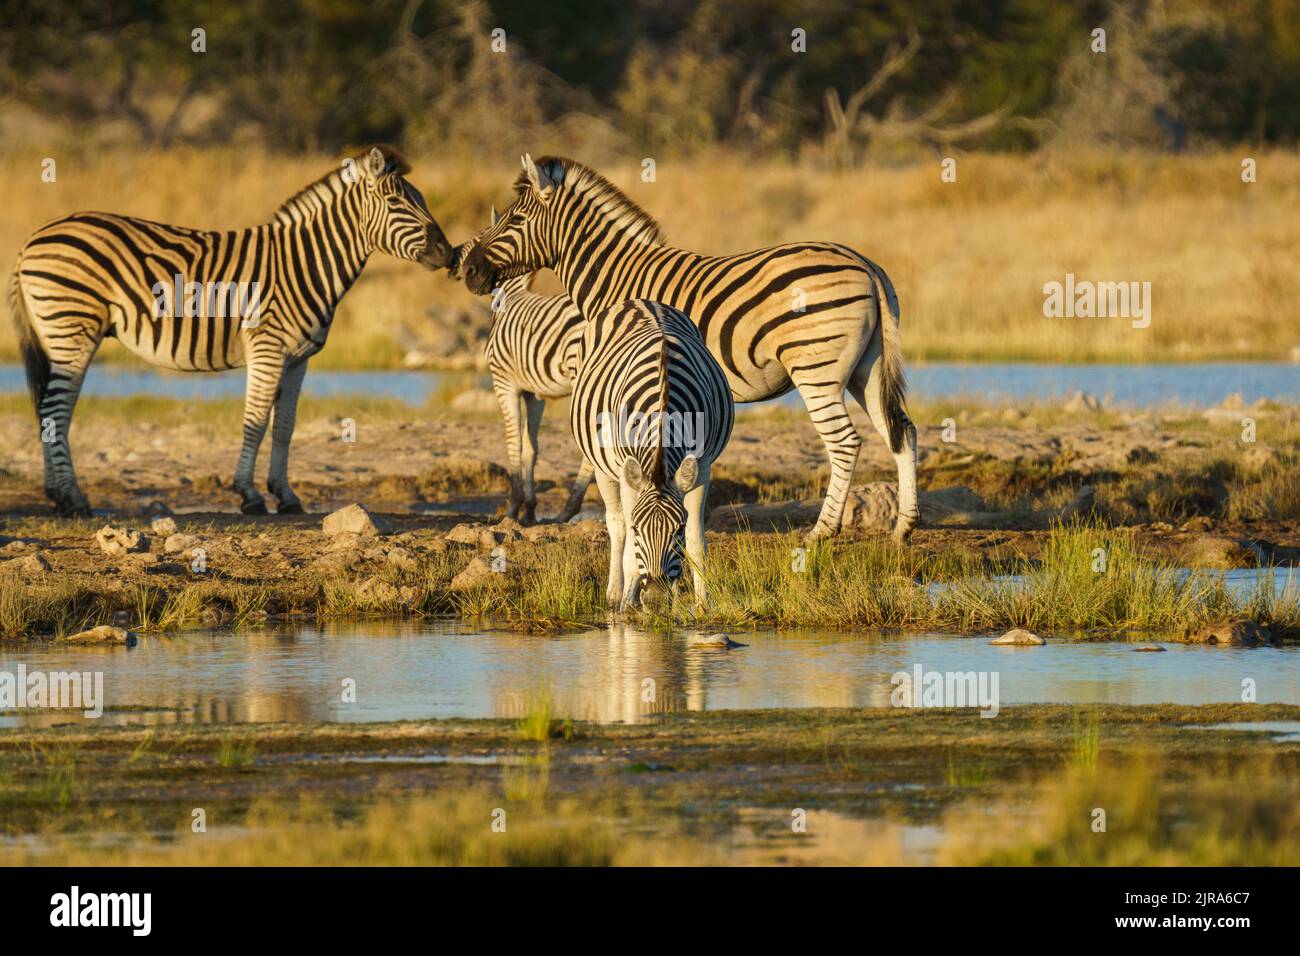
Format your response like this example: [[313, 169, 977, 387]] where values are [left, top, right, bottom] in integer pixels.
[[446, 206, 499, 281], [622, 452, 698, 604], [357, 146, 453, 269], [461, 154, 564, 295]]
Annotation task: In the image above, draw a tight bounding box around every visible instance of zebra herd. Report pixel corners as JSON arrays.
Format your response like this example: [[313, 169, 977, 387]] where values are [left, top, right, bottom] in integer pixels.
[[10, 146, 917, 609]]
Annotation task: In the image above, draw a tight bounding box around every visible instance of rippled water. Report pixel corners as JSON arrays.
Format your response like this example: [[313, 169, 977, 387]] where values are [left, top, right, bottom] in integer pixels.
[[2, 621, 1297, 728], [1, 361, 1294, 408]]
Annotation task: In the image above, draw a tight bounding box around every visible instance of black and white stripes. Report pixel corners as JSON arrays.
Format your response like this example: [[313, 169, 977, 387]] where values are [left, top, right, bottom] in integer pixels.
[[10, 146, 451, 515], [460, 155, 919, 542], [569, 299, 733, 609]]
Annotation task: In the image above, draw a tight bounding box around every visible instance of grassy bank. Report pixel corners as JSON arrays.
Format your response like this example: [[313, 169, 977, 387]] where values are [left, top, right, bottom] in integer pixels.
[[2, 704, 1297, 865], [3, 522, 1297, 640], [2, 146, 1298, 367]]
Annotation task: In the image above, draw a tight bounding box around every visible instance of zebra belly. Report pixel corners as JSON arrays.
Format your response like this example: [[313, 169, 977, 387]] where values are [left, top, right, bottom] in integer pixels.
[[112, 310, 245, 371]]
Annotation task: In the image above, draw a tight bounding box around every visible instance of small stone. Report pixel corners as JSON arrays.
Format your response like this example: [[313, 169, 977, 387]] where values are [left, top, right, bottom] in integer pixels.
[[164, 533, 202, 555], [385, 546, 417, 571], [95, 526, 147, 556], [991, 628, 1045, 646], [18, 553, 51, 575], [450, 556, 497, 591], [690, 633, 747, 649], [150, 516, 178, 536], [446, 523, 482, 546], [63, 624, 135, 645], [322, 503, 390, 538], [1187, 621, 1271, 647], [1131, 644, 1167, 652], [1182, 534, 1262, 570], [1064, 391, 1103, 414]]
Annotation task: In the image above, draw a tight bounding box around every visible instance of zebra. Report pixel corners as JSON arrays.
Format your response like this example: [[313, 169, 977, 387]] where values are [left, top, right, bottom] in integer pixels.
[[460, 155, 919, 543], [10, 146, 452, 517], [447, 209, 592, 524], [569, 298, 733, 610]]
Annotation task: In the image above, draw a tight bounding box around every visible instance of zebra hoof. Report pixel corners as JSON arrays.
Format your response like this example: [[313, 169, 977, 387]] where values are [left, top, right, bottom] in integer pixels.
[[276, 501, 305, 515], [55, 501, 92, 519], [240, 499, 269, 516]]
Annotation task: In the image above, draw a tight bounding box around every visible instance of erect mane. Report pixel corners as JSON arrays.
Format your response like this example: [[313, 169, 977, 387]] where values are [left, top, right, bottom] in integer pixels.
[[514, 157, 665, 247], [650, 335, 669, 485], [274, 145, 411, 223]]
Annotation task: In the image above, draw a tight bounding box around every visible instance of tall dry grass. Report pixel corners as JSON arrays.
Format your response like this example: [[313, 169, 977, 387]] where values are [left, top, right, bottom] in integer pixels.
[[1, 146, 1297, 367]]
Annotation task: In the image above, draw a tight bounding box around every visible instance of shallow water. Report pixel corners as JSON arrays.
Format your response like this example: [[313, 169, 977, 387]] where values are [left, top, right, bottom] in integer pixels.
[[1, 361, 1294, 408], [3, 622, 1298, 728], [929, 567, 1299, 602]]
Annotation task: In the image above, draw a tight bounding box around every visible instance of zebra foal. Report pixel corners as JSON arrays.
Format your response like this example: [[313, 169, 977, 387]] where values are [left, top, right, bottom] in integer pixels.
[[569, 298, 733, 610], [448, 211, 593, 524], [461, 155, 920, 543], [11, 146, 452, 516]]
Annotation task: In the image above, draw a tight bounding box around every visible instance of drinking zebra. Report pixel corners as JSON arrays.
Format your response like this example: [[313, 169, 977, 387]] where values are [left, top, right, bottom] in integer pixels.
[[448, 211, 592, 524], [10, 146, 452, 517], [569, 298, 733, 610], [460, 155, 919, 543]]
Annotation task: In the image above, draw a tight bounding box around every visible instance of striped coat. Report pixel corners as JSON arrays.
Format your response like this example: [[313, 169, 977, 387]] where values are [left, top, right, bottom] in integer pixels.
[[449, 220, 592, 523], [570, 299, 733, 610], [10, 146, 451, 516], [460, 155, 919, 543]]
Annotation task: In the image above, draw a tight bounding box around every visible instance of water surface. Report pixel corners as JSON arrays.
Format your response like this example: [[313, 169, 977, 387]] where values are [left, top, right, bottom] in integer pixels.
[[3, 622, 1297, 728]]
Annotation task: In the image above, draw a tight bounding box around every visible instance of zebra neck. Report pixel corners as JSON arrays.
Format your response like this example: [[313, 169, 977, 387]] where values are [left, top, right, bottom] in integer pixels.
[[272, 175, 372, 303], [557, 241, 695, 317]]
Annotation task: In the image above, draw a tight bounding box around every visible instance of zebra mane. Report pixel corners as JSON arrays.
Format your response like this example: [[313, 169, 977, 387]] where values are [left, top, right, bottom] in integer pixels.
[[651, 335, 669, 485], [515, 157, 665, 246], [274, 145, 411, 224]]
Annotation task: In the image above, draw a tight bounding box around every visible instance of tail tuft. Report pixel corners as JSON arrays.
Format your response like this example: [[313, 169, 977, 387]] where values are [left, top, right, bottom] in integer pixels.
[[10, 272, 50, 416]]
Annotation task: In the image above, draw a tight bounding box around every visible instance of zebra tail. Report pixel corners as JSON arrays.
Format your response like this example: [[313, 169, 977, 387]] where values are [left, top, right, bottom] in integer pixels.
[[864, 260, 908, 454], [9, 269, 50, 417]]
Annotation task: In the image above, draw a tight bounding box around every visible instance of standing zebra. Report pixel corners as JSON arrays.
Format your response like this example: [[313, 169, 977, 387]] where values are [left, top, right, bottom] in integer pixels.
[[460, 155, 919, 542], [570, 298, 733, 610], [448, 210, 592, 524], [10, 146, 452, 517]]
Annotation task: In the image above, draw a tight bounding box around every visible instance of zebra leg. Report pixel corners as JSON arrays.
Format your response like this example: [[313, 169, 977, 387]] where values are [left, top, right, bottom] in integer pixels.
[[39, 363, 95, 517], [683, 469, 711, 609], [793, 379, 862, 540], [557, 458, 594, 523], [594, 472, 625, 607], [233, 357, 284, 515], [848, 344, 919, 543], [492, 380, 525, 519], [266, 357, 308, 514], [519, 392, 545, 525], [618, 479, 643, 612]]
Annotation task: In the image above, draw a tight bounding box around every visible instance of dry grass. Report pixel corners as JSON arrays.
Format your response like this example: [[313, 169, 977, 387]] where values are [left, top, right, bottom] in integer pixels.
[[2, 146, 1298, 367]]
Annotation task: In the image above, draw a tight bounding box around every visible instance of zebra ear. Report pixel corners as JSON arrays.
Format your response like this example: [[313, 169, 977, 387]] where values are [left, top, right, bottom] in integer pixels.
[[489, 205, 500, 227], [521, 153, 557, 203], [674, 455, 699, 494], [622, 456, 646, 492], [366, 147, 387, 179]]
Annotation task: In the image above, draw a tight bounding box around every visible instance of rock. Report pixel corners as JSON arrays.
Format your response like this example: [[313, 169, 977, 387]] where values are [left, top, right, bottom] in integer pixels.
[[150, 516, 178, 536], [9, 553, 52, 575], [1187, 621, 1272, 647], [1131, 644, 1167, 652], [521, 524, 561, 543], [164, 533, 201, 555], [63, 625, 135, 645], [570, 518, 607, 540], [1180, 516, 1213, 532], [479, 527, 520, 549], [446, 523, 482, 546], [991, 628, 1045, 646], [354, 577, 419, 606], [128, 552, 161, 566], [450, 389, 501, 414], [1064, 391, 1103, 414], [95, 526, 147, 557], [841, 484, 987, 534], [1182, 534, 1262, 570], [1057, 485, 1096, 523], [690, 633, 747, 649], [450, 556, 497, 591], [322, 503, 390, 538], [385, 546, 418, 571]]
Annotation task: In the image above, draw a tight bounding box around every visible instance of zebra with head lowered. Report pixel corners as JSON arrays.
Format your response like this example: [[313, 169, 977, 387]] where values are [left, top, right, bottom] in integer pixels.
[[448, 210, 592, 524], [570, 298, 733, 610], [11, 146, 452, 517], [460, 155, 919, 543]]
